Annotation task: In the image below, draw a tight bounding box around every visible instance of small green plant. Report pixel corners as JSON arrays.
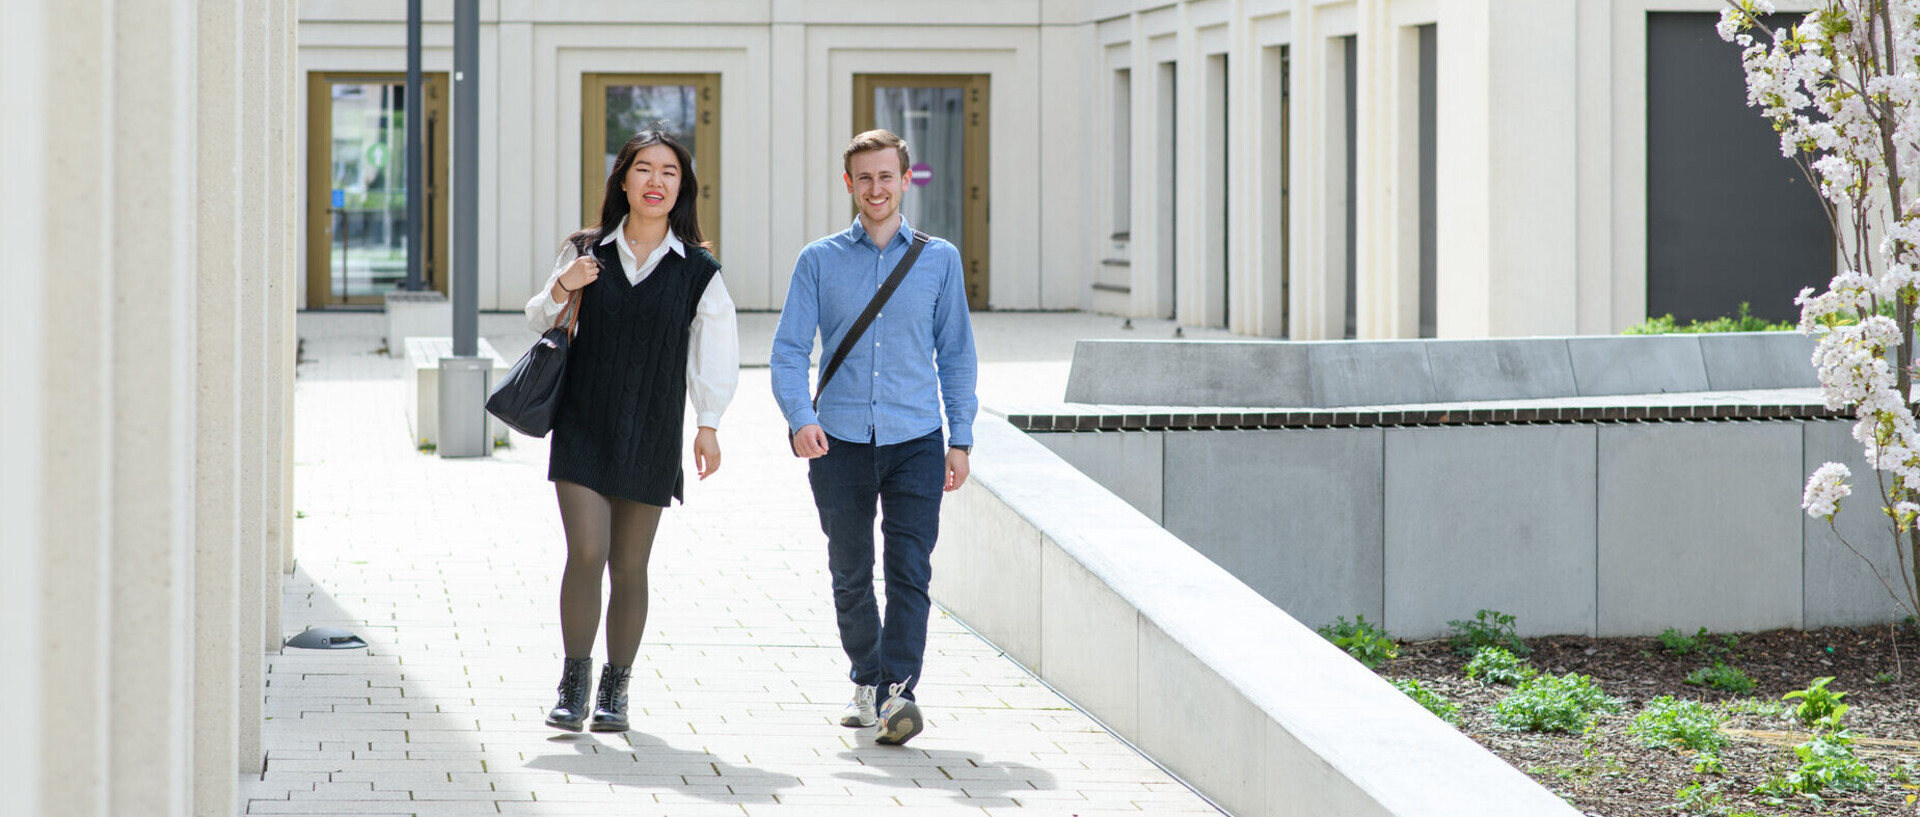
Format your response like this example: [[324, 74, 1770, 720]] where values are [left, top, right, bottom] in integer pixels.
[[1782, 676, 1849, 730], [1464, 645, 1536, 686], [1752, 733, 1875, 799], [1873, 670, 1898, 684], [1316, 615, 1399, 669], [1723, 697, 1785, 718], [1628, 696, 1729, 753], [1448, 609, 1529, 657], [1684, 661, 1757, 695], [1675, 780, 1728, 814], [1659, 626, 1708, 655], [1622, 302, 1795, 334], [1390, 677, 1460, 724], [418, 439, 437, 453], [1492, 672, 1619, 733]]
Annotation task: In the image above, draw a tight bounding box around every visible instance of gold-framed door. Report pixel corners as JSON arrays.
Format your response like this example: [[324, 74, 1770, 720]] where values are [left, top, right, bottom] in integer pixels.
[[305, 72, 449, 308], [582, 73, 721, 257], [854, 73, 990, 310]]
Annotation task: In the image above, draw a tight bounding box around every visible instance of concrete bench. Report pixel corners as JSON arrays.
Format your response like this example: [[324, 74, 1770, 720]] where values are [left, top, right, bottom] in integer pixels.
[[404, 337, 511, 450]]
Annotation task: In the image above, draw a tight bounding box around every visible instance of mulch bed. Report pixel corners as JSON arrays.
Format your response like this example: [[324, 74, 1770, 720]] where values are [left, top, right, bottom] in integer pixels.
[[1385, 625, 1920, 816]]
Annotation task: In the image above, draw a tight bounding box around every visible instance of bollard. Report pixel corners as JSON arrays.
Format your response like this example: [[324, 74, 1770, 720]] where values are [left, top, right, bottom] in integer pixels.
[[437, 356, 492, 458]]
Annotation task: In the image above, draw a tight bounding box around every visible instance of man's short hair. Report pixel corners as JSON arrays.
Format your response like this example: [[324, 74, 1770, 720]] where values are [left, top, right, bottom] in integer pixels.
[[843, 129, 911, 177]]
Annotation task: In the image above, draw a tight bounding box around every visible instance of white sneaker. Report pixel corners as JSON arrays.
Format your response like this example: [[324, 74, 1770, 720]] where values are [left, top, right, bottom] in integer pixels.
[[874, 680, 924, 746], [839, 684, 877, 727]]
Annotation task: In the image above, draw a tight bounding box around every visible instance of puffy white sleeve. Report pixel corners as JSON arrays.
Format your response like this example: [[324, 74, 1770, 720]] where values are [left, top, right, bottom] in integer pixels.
[[687, 273, 740, 429], [524, 243, 579, 333]]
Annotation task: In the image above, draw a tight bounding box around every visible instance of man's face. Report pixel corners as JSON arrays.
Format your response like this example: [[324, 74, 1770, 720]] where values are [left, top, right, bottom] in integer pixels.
[[844, 148, 909, 226]]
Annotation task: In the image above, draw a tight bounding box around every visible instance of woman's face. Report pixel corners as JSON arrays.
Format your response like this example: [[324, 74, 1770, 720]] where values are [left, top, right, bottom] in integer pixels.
[[622, 143, 681, 222]]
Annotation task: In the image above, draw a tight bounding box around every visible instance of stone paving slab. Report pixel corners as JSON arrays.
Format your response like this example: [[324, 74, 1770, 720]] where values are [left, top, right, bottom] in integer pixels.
[[261, 313, 1222, 816]]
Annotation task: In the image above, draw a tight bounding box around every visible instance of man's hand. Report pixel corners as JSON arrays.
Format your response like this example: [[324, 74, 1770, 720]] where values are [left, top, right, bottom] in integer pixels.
[[944, 448, 969, 492], [694, 427, 721, 479], [792, 424, 830, 459]]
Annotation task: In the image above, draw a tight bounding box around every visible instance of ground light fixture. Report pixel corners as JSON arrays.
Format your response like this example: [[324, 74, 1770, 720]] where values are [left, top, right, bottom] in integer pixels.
[[284, 627, 367, 650]]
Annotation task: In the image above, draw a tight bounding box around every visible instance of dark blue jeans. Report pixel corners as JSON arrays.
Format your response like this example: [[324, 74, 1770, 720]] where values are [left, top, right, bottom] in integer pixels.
[[807, 430, 945, 700]]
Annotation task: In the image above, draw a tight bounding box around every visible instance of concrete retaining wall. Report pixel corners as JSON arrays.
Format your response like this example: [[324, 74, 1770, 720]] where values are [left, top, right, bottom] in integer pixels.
[[1033, 419, 1905, 638], [935, 417, 1582, 817], [1064, 332, 1818, 408]]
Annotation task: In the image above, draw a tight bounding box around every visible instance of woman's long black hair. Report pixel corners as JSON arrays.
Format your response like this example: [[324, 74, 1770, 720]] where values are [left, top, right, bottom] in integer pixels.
[[589, 129, 708, 250]]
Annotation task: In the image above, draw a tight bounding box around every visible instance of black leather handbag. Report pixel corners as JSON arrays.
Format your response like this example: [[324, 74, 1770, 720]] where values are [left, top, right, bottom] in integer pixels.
[[486, 291, 581, 438]]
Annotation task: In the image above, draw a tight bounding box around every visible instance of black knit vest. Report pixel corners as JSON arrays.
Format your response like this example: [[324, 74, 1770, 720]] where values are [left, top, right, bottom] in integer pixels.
[[547, 238, 719, 506]]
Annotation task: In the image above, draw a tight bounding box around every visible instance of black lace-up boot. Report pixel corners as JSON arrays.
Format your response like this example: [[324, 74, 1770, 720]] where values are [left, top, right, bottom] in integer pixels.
[[545, 657, 594, 732], [588, 663, 633, 732]]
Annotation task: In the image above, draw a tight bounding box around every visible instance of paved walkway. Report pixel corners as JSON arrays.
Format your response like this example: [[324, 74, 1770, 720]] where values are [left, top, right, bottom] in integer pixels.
[[253, 312, 1231, 816]]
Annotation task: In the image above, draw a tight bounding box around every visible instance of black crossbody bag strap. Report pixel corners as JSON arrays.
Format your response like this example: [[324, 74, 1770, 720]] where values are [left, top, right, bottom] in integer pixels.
[[811, 230, 929, 409]]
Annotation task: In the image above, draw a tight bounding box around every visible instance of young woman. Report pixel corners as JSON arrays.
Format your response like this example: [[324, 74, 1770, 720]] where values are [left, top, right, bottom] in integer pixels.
[[522, 130, 738, 732]]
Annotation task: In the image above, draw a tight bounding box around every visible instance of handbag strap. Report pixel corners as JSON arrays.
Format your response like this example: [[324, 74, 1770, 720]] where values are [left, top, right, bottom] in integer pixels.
[[555, 292, 581, 337], [553, 232, 597, 337], [812, 229, 929, 409]]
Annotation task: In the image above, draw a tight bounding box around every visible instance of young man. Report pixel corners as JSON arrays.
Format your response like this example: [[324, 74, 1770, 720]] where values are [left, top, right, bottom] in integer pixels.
[[770, 129, 978, 746]]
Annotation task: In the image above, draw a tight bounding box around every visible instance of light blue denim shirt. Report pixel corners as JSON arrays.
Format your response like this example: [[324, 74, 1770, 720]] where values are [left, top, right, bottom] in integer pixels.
[[770, 216, 978, 447]]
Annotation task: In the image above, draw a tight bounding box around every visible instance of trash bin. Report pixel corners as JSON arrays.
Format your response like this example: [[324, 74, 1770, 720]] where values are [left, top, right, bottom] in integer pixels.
[[437, 355, 492, 458]]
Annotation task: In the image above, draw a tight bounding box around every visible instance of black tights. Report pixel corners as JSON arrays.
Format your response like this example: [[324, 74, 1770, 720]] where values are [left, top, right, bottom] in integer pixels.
[[555, 480, 662, 667]]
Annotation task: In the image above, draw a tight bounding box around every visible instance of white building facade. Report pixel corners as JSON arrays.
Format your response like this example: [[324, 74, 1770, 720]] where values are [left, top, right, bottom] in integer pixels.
[[297, 0, 1828, 338]]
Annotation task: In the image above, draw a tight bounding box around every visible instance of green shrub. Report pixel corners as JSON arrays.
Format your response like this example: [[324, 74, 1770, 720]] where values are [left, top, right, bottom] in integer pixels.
[[1492, 672, 1619, 733], [1782, 676, 1849, 730], [1390, 677, 1460, 724], [1464, 646, 1536, 686], [1622, 302, 1794, 334], [1753, 733, 1875, 798], [1448, 609, 1529, 657], [1316, 615, 1399, 669], [1684, 661, 1757, 695], [1628, 696, 1728, 753]]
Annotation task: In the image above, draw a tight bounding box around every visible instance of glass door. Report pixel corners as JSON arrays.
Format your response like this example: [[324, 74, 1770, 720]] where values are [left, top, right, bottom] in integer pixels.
[[582, 74, 721, 257], [304, 72, 449, 308], [855, 74, 990, 310]]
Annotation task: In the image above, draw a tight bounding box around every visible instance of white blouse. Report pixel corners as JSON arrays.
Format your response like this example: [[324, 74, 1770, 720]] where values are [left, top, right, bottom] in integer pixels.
[[523, 220, 739, 429]]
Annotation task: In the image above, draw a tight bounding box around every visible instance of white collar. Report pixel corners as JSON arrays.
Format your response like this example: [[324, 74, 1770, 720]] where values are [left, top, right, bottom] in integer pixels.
[[600, 216, 685, 260]]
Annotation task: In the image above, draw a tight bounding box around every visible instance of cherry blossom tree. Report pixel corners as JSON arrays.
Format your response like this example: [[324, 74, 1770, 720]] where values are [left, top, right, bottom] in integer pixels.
[[1721, 0, 1920, 621]]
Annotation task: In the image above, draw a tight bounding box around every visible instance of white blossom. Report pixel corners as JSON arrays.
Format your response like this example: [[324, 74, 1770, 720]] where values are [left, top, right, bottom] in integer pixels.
[[1804, 462, 1852, 519]]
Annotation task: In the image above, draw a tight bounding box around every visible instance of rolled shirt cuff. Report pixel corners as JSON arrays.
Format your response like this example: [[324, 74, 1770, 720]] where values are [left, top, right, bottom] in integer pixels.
[[785, 407, 821, 435], [945, 424, 973, 448]]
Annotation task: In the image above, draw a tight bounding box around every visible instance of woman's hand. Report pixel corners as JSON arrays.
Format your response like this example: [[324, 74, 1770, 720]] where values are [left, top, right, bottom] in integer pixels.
[[553, 253, 600, 300], [694, 427, 721, 479]]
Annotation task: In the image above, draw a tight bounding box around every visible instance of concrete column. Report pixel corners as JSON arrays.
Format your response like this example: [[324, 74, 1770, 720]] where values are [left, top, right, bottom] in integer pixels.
[[1172, 2, 1200, 327], [1129, 15, 1174, 320], [281, 0, 298, 583], [1039, 8, 1087, 310], [1435, 0, 1579, 337], [1287, 0, 1344, 339], [192, 0, 243, 811], [264, 0, 289, 595], [1225, 0, 1264, 336], [235, 0, 268, 773], [107, 0, 199, 810], [0, 1, 51, 814], [768, 20, 807, 307], [37, 0, 117, 812], [1354, 0, 1398, 338]]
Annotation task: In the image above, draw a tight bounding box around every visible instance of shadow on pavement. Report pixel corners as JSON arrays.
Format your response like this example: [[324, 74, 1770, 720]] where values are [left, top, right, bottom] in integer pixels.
[[523, 731, 804, 802], [830, 746, 1058, 803]]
